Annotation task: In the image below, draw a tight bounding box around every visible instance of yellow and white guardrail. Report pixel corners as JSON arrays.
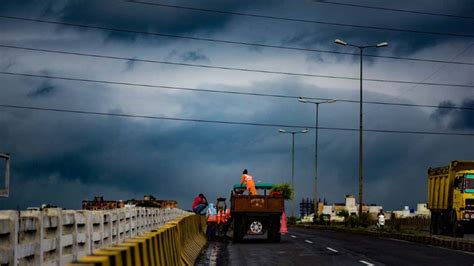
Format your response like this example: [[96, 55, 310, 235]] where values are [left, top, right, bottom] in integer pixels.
[[68, 213, 206, 266]]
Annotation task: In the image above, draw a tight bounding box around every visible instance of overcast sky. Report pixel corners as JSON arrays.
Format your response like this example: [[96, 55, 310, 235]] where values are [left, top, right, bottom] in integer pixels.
[[0, 0, 473, 211]]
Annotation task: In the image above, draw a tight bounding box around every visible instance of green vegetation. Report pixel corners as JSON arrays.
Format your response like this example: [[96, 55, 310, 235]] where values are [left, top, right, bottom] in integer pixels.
[[336, 209, 349, 218], [270, 183, 294, 200]]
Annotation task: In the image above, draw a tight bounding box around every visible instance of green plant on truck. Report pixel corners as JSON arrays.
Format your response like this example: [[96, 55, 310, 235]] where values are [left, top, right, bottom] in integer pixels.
[[428, 160, 474, 237]]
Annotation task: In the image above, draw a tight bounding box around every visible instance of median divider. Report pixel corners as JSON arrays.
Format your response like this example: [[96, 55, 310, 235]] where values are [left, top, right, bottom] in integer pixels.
[[69, 213, 206, 266], [297, 224, 474, 253]]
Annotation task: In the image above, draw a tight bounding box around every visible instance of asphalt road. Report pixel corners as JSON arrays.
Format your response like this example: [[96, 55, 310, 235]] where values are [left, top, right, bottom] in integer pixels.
[[196, 227, 474, 265]]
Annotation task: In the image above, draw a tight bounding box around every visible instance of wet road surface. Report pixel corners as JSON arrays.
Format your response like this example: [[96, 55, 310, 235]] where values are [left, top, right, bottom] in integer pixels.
[[196, 227, 474, 265]]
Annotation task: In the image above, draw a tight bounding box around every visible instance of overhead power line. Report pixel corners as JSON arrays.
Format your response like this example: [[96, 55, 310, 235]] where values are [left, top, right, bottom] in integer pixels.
[[1, 46, 473, 89], [122, 0, 474, 38], [313, 0, 474, 20], [1, 71, 472, 111], [0, 103, 472, 136], [1, 16, 473, 67]]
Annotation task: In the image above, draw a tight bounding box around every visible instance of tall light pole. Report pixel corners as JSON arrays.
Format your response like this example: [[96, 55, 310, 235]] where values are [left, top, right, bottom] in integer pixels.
[[298, 98, 336, 215], [279, 128, 309, 217], [334, 38, 388, 216]]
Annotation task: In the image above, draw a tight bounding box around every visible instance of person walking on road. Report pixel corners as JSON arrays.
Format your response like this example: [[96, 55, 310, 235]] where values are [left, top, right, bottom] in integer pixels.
[[240, 169, 257, 195], [192, 193, 208, 214]]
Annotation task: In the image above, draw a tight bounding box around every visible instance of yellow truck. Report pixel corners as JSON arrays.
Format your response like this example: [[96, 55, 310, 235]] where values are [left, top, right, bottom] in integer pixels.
[[428, 160, 474, 237]]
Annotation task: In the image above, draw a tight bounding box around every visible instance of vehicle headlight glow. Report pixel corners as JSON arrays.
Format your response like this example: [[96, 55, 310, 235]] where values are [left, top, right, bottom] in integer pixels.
[[470, 213, 474, 219], [465, 213, 470, 219]]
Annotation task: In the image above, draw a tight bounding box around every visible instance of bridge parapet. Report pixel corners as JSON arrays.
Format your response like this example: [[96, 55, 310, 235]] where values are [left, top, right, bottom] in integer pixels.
[[0, 207, 186, 265]]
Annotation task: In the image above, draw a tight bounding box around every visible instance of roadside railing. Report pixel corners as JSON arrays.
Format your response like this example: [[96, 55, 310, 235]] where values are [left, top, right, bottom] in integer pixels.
[[0, 207, 186, 265]]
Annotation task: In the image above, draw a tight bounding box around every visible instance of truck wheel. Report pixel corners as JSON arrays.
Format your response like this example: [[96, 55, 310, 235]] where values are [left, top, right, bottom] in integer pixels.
[[273, 215, 281, 242], [267, 215, 281, 242], [430, 213, 438, 234], [249, 220, 263, 234], [233, 215, 241, 243], [451, 211, 464, 238]]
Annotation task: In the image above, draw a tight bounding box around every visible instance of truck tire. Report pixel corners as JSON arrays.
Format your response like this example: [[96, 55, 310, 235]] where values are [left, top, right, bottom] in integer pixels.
[[430, 213, 438, 235], [273, 215, 281, 243], [451, 211, 464, 238], [267, 215, 281, 243], [233, 215, 242, 243]]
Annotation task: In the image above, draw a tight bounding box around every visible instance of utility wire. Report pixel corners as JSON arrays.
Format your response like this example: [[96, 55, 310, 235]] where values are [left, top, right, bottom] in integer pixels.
[[1, 47, 473, 89], [1, 71, 473, 111], [122, 0, 474, 38], [0, 103, 472, 136], [313, 0, 474, 20], [1, 15, 473, 67], [5, 45, 474, 88]]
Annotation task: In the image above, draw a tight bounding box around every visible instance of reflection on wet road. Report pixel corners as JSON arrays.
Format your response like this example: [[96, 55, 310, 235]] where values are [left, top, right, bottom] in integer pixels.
[[196, 227, 474, 265]]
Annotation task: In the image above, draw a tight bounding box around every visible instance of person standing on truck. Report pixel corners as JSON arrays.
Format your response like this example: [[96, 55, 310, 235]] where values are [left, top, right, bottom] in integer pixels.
[[240, 169, 257, 195], [192, 193, 208, 214]]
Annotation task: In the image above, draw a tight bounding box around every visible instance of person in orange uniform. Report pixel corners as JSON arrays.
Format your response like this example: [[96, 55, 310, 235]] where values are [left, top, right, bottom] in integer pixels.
[[240, 169, 257, 195]]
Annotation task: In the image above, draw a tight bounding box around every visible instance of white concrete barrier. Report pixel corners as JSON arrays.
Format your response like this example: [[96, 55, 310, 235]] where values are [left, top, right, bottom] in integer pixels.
[[0, 207, 187, 265]]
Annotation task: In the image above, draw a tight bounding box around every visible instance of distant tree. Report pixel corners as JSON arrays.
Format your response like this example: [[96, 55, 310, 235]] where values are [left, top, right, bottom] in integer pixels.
[[337, 209, 349, 218]]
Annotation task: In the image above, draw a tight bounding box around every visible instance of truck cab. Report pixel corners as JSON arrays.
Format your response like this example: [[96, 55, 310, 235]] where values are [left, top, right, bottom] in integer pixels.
[[230, 183, 284, 242], [453, 172, 474, 224]]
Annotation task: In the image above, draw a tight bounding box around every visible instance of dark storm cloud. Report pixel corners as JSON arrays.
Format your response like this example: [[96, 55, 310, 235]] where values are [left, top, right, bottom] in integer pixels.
[[124, 58, 138, 71], [180, 51, 210, 62], [27, 81, 56, 98], [281, 1, 474, 60], [0, 0, 264, 42], [431, 99, 474, 130], [1, 76, 468, 210]]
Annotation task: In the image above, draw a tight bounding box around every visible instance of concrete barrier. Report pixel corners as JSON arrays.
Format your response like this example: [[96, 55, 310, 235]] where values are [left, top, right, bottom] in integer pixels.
[[70, 213, 207, 266], [0, 208, 186, 265]]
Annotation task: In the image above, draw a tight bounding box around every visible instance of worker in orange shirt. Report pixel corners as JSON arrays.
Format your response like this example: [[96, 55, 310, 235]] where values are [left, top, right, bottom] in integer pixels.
[[240, 169, 257, 195]]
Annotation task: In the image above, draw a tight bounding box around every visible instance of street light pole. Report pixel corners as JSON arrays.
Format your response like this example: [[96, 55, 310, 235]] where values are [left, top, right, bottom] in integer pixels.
[[334, 39, 388, 216], [292, 132, 295, 193], [298, 98, 336, 215], [279, 128, 309, 217]]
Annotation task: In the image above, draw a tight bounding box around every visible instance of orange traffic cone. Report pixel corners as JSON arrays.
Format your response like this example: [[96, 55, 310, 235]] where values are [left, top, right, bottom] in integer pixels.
[[280, 211, 288, 235]]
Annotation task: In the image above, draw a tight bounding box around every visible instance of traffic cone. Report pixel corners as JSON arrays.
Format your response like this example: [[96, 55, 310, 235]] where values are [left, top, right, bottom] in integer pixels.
[[280, 211, 288, 234]]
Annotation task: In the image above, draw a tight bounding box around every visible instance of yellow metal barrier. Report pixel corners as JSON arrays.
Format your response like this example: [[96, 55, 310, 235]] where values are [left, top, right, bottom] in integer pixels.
[[69, 213, 206, 266]]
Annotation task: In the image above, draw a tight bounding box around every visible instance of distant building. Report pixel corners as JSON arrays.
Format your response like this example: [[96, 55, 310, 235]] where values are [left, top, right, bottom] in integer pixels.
[[82, 196, 118, 210], [320, 195, 383, 222], [127, 195, 178, 209], [392, 203, 430, 218], [82, 195, 178, 210], [415, 203, 430, 217]]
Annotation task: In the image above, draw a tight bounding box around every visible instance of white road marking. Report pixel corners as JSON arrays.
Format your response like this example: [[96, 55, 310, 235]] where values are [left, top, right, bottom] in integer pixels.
[[359, 260, 374, 266], [326, 247, 338, 253], [291, 235, 297, 238], [305, 240, 313, 244]]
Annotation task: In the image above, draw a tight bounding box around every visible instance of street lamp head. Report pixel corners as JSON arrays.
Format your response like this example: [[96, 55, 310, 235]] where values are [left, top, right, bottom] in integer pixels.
[[327, 99, 337, 103], [279, 129, 287, 133], [334, 39, 347, 46], [298, 97, 307, 103], [376, 42, 388, 48], [302, 129, 309, 133]]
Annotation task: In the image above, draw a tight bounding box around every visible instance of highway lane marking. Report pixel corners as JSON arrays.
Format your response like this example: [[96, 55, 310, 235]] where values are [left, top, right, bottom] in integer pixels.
[[305, 240, 313, 244], [359, 260, 374, 266], [326, 247, 338, 253], [291, 235, 297, 238]]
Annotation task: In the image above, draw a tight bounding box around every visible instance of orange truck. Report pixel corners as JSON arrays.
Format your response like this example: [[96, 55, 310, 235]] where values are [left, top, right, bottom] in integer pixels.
[[230, 183, 284, 242]]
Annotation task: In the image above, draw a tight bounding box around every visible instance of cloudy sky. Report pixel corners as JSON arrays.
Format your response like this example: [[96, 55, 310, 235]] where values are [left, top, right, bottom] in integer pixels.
[[0, 0, 473, 211]]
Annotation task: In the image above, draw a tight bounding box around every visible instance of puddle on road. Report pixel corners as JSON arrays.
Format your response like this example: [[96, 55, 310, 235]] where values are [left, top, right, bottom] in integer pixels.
[[195, 239, 229, 266]]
